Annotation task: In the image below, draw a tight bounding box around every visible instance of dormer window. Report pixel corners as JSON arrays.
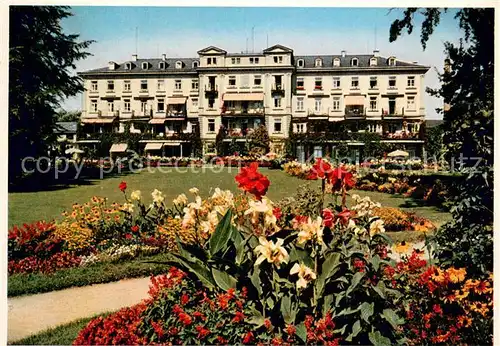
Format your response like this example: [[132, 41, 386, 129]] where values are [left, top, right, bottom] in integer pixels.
[[124, 62, 132, 70], [333, 58, 340, 67], [273, 56, 283, 63], [297, 59, 304, 68], [351, 58, 359, 67], [175, 61, 183, 69], [315, 58, 323, 67], [158, 61, 166, 69], [192, 61, 199, 68], [370, 57, 377, 66], [388, 57, 396, 66], [141, 62, 149, 70]]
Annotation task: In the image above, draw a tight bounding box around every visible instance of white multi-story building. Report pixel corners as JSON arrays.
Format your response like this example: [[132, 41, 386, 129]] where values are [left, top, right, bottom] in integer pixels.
[[78, 44, 429, 158]]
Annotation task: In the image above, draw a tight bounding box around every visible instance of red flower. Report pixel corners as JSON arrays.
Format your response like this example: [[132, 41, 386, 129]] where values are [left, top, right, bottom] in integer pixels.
[[322, 208, 334, 228], [180, 294, 190, 305], [131, 225, 139, 232], [235, 162, 270, 200], [151, 321, 165, 338], [178, 312, 193, 326], [264, 319, 272, 330], [217, 336, 228, 344], [119, 181, 127, 192], [125, 234, 132, 240], [232, 311, 245, 323], [334, 209, 352, 226], [193, 311, 206, 321], [242, 331, 254, 344], [329, 166, 355, 192], [273, 207, 283, 220], [285, 324, 297, 335], [353, 258, 365, 272], [195, 325, 211, 339], [308, 158, 332, 180], [433, 304, 443, 316]]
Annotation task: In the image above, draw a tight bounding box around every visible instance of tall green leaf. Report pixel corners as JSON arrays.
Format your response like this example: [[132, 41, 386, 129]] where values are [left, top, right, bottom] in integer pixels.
[[212, 268, 237, 291], [346, 320, 362, 342], [166, 253, 215, 289], [368, 331, 392, 346], [360, 302, 374, 323], [381, 309, 405, 329], [345, 271, 365, 296], [280, 296, 295, 324], [315, 252, 341, 297], [295, 322, 307, 343], [209, 210, 233, 256]]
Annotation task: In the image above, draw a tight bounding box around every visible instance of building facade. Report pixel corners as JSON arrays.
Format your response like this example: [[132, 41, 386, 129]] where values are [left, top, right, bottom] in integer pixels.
[[77, 44, 429, 159]]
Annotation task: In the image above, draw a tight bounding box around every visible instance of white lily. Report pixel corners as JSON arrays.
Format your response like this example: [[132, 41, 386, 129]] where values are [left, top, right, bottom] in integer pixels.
[[130, 190, 142, 201], [151, 189, 164, 205], [369, 219, 386, 236], [297, 216, 324, 245], [254, 237, 289, 268], [290, 263, 317, 289]]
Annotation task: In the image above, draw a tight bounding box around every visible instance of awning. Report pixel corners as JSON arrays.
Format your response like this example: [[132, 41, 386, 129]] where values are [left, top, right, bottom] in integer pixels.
[[149, 118, 166, 124], [164, 117, 186, 121], [223, 93, 264, 101], [163, 142, 181, 146], [144, 142, 164, 151], [344, 95, 365, 105], [109, 143, 128, 153], [168, 97, 187, 105], [81, 117, 115, 124]]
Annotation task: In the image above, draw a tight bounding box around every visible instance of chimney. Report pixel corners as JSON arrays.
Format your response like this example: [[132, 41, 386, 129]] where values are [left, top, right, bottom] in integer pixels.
[[162, 54, 166, 61], [108, 61, 116, 70], [132, 54, 138, 61], [341, 50, 346, 58], [373, 49, 380, 57]]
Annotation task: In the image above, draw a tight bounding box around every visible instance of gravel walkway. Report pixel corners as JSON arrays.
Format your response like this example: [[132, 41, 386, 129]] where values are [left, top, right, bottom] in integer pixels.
[[8, 277, 151, 343]]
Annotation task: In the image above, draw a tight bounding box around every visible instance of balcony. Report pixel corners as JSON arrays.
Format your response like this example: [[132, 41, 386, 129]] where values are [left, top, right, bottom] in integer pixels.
[[204, 84, 218, 98], [381, 107, 405, 118], [345, 106, 365, 118], [166, 107, 187, 118], [308, 108, 330, 118], [271, 83, 285, 95], [104, 110, 120, 117], [135, 109, 153, 118]]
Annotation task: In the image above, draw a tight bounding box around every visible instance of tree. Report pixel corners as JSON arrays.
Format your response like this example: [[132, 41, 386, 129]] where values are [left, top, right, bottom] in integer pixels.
[[9, 6, 93, 184], [389, 8, 493, 281], [56, 110, 82, 122], [424, 125, 444, 160]]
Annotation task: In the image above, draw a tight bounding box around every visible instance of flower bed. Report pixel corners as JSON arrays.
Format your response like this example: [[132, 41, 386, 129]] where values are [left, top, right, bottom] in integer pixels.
[[72, 163, 491, 344], [142, 156, 203, 167]]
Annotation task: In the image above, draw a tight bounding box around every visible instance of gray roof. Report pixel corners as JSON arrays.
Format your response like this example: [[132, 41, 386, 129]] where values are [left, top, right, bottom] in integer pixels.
[[54, 122, 77, 134], [425, 120, 445, 128], [294, 55, 428, 69], [80, 58, 199, 75]]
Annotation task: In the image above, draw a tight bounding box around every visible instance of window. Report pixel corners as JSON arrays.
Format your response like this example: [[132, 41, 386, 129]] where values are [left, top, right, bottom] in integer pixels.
[[315, 58, 323, 67], [175, 61, 183, 69], [175, 80, 182, 90], [91, 81, 98, 91], [231, 57, 241, 64], [123, 99, 131, 112], [297, 59, 304, 68], [157, 80, 165, 91], [388, 58, 396, 66], [296, 78, 304, 90], [124, 80, 131, 91], [274, 118, 282, 132], [141, 101, 147, 112], [274, 56, 283, 63], [192, 61, 199, 68], [254, 75, 262, 86], [388, 76, 396, 88], [108, 101, 114, 112], [351, 58, 359, 67], [332, 97, 340, 110], [297, 97, 304, 111], [314, 78, 322, 90], [407, 76, 415, 87], [191, 79, 199, 90], [351, 77, 359, 88], [107, 80, 114, 91], [141, 62, 149, 70], [315, 98, 322, 112], [207, 57, 217, 65], [140, 80, 148, 90], [192, 98, 198, 108], [249, 57, 259, 64], [370, 77, 378, 89], [333, 58, 340, 67], [273, 96, 282, 108], [370, 96, 377, 110], [333, 77, 340, 89], [407, 96, 415, 109], [208, 119, 215, 132], [157, 98, 165, 112], [90, 100, 98, 112], [228, 76, 236, 87], [296, 123, 305, 133], [158, 62, 166, 69], [208, 98, 215, 109], [125, 62, 132, 70], [370, 57, 377, 66]]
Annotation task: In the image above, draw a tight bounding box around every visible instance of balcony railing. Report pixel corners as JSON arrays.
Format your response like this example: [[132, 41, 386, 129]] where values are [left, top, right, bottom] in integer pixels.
[[166, 108, 187, 117], [345, 106, 365, 117], [222, 107, 265, 116], [204, 84, 219, 97], [271, 83, 285, 95], [308, 108, 330, 117], [136, 109, 153, 118], [381, 107, 405, 117]]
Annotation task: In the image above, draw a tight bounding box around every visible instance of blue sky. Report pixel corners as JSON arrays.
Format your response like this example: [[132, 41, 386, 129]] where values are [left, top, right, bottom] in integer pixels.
[[61, 7, 463, 119]]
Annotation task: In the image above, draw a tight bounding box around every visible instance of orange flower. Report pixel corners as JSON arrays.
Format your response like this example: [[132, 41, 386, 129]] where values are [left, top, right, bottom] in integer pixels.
[[447, 267, 466, 283]]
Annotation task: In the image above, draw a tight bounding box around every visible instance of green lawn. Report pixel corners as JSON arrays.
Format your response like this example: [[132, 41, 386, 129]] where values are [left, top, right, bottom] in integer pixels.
[[8, 167, 451, 228]]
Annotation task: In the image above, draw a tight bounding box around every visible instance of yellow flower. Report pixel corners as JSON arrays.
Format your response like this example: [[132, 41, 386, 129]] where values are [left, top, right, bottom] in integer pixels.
[[151, 189, 165, 205], [369, 219, 385, 236], [254, 237, 289, 268], [173, 193, 188, 206], [394, 241, 410, 254], [189, 187, 199, 195], [454, 289, 469, 301], [290, 263, 316, 289], [447, 267, 467, 283], [130, 190, 142, 201], [297, 217, 324, 245]]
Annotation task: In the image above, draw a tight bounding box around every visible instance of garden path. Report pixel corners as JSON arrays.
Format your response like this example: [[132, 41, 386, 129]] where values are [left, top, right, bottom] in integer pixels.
[[7, 276, 151, 342]]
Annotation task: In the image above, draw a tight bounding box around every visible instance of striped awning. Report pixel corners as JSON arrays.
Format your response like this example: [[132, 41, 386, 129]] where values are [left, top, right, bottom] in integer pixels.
[[168, 97, 187, 104], [144, 142, 164, 151], [109, 143, 128, 153], [344, 95, 365, 105], [149, 118, 166, 124], [81, 117, 115, 124], [223, 93, 264, 101]]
